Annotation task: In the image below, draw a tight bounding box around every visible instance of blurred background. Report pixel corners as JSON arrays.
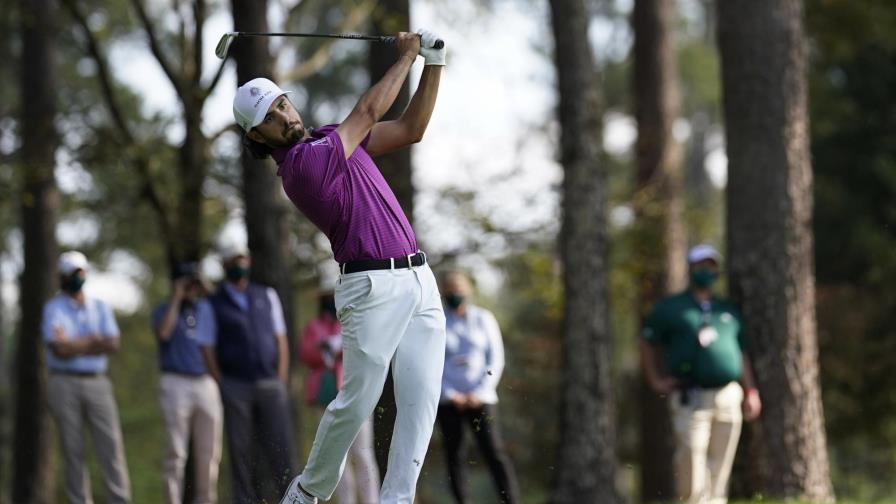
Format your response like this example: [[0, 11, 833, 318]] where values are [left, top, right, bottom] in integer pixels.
[[1, 0, 894, 502]]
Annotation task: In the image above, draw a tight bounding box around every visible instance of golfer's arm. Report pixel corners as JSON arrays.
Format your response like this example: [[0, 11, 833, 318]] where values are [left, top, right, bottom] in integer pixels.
[[336, 52, 416, 159], [366, 65, 442, 157]]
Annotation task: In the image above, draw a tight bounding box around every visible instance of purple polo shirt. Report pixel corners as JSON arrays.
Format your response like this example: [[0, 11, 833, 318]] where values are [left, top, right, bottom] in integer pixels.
[[272, 124, 418, 263]]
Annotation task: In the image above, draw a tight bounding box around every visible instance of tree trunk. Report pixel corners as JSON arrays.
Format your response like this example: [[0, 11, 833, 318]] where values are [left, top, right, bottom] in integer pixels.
[[632, 0, 687, 501], [12, 0, 59, 501], [718, 1, 835, 501], [231, 0, 300, 484], [367, 0, 412, 475], [368, 0, 413, 217], [549, 0, 619, 502]]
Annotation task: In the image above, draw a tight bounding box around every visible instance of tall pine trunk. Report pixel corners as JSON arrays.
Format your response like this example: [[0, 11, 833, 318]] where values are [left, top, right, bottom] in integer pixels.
[[718, 0, 834, 500], [549, 0, 619, 502], [632, 0, 686, 501], [12, 0, 59, 501], [230, 0, 296, 366], [367, 0, 412, 474]]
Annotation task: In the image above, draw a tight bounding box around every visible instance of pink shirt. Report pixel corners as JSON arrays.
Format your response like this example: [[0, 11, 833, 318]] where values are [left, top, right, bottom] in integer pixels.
[[273, 125, 418, 263], [298, 315, 343, 406]]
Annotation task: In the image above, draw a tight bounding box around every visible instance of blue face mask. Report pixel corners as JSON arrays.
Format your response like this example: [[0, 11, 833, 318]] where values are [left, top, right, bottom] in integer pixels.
[[690, 269, 718, 288]]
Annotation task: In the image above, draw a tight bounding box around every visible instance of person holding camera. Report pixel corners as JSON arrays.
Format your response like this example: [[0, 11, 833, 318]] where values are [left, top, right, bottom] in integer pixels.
[[640, 244, 762, 504], [152, 261, 223, 504]]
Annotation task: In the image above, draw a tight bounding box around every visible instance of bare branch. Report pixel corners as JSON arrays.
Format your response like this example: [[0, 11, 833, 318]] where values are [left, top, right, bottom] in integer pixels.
[[281, 0, 375, 83], [203, 58, 229, 99], [129, 0, 185, 101], [209, 123, 240, 146], [193, 0, 205, 87], [60, 0, 135, 145]]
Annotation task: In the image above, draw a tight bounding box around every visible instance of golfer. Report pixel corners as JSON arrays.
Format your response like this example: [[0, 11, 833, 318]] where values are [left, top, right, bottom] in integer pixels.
[[233, 30, 446, 504]]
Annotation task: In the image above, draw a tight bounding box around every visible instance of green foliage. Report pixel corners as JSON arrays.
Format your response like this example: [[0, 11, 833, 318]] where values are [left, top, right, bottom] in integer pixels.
[[808, 0, 896, 498]]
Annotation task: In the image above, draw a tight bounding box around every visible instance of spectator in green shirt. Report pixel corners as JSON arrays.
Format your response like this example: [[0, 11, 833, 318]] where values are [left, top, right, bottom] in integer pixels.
[[640, 244, 762, 504]]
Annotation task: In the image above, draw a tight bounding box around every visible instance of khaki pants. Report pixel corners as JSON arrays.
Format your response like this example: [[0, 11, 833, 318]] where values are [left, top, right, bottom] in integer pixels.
[[47, 374, 131, 504], [159, 373, 224, 504], [669, 381, 743, 504]]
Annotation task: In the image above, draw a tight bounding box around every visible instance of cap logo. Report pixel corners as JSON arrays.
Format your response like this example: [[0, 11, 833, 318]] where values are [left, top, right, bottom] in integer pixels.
[[250, 86, 261, 97]]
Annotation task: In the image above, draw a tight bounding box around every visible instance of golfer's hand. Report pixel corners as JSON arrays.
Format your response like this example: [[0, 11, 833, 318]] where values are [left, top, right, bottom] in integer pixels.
[[395, 32, 420, 60], [417, 29, 446, 66]]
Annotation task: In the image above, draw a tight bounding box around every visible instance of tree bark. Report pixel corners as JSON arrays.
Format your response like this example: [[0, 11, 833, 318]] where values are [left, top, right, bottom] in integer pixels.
[[549, 0, 619, 502], [12, 0, 59, 501], [367, 0, 412, 474], [232, 0, 300, 469], [718, 0, 835, 501], [632, 0, 686, 501], [368, 0, 413, 217]]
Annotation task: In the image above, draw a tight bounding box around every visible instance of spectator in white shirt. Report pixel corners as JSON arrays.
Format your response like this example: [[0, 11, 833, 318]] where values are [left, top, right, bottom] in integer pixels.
[[437, 271, 520, 504]]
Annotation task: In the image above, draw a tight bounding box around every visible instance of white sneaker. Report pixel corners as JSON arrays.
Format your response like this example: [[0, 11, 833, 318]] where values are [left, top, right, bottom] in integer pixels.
[[279, 475, 318, 504]]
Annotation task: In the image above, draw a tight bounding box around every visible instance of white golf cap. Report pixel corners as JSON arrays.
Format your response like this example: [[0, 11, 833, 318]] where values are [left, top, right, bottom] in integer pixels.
[[233, 77, 291, 132], [58, 251, 89, 275], [219, 242, 249, 262], [687, 244, 722, 264]]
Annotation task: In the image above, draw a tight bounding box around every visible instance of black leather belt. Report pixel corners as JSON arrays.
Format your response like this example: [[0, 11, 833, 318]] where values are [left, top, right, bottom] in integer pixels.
[[340, 251, 427, 275]]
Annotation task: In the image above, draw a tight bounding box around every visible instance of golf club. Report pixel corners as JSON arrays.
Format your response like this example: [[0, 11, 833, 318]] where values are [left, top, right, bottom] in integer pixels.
[[215, 31, 444, 60]]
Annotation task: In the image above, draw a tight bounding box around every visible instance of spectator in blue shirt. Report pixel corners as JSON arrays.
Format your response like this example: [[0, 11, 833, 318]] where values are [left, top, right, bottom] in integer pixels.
[[152, 261, 223, 504], [42, 251, 131, 504], [438, 271, 520, 504]]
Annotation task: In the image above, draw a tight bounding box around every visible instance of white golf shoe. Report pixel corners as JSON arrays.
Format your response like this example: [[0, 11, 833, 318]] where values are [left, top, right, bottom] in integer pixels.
[[279, 475, 318, 504]]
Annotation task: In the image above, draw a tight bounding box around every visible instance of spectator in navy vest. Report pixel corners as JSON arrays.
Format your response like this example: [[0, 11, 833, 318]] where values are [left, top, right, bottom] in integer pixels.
[[205, 244, 295, 503], [42, 251, 131, 503], [152, 261, 223, 504]]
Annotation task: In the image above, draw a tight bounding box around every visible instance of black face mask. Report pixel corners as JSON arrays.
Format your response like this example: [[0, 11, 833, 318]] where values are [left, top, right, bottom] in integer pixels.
[[225, 265, 249, 282], [62, 274, 85, 294], [445, 294, 465, 310]]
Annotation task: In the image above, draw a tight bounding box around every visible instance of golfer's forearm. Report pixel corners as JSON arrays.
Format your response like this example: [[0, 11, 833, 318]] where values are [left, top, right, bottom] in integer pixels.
[[399, 65, 442, 140], [357, 53, 416, 123]]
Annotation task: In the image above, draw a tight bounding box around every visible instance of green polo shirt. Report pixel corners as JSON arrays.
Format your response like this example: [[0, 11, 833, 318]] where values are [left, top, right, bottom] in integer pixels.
[[642, 291, 745, 388]]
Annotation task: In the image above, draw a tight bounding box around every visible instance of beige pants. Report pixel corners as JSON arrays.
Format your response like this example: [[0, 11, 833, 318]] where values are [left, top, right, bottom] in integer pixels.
[[159, 373, 224, 504], [47, 374, 132, 504], [669, 381, 743, 504]]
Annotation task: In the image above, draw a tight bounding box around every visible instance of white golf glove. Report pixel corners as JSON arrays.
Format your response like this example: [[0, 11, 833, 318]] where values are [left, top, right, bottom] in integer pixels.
[[417, 29, 446, 66]]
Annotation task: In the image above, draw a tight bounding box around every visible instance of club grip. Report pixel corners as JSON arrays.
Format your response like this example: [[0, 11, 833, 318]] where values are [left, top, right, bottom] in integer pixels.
[[381, 36, 444, 49]]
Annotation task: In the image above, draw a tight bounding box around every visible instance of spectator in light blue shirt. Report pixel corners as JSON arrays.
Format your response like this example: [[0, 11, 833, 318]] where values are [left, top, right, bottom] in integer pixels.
[[437, 271, 519, 504], [42, 251, 131, 503]]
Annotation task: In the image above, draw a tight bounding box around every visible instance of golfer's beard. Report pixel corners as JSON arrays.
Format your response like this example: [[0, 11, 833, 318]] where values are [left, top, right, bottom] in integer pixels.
[[285, 123, 305, 144]]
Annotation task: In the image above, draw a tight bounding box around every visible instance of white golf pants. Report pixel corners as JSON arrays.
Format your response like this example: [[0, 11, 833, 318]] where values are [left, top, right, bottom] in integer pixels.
[[299, 263, 446, 504]]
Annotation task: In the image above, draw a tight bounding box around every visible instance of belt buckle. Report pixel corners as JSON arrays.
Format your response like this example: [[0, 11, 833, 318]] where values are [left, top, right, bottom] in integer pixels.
[[407, 253, 415, 268]]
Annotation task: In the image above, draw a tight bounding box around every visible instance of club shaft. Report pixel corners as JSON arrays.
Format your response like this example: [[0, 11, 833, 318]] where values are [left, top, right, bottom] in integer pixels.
[[232, 31, 444, 49], [235, 32, 392, 43]]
